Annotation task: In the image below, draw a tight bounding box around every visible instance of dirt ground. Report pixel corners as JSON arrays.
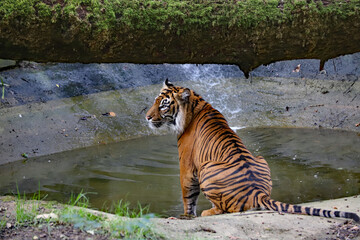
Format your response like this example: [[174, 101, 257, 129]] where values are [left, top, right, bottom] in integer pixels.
[[1, 195, 359, 240], [1, 224, 109, 240]]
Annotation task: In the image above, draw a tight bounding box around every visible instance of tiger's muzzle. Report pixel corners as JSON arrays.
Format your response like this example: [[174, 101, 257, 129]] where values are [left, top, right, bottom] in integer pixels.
[[146, 115, 165, 129]]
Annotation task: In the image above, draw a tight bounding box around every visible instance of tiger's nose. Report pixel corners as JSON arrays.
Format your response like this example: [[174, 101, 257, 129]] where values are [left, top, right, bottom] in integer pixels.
[[146, 115, 152, 121]]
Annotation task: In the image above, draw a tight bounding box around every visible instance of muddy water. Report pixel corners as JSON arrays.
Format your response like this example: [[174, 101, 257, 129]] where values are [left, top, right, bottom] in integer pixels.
[[0, 128, 359, 217]]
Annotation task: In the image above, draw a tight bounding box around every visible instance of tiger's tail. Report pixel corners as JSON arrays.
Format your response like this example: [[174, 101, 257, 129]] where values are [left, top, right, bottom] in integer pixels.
[[259, 195, 360, 222]]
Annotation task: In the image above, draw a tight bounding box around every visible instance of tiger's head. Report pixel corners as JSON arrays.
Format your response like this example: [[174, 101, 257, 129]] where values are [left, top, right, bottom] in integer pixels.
[[145, 79, 194, 135]]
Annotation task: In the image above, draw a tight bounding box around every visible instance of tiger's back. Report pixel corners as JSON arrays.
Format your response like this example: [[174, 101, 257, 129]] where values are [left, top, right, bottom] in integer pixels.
[[178, 103, 272, 214]]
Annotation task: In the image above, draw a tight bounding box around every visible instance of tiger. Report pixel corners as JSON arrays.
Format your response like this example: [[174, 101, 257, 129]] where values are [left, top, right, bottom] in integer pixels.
[[145, 79, 360, 222]]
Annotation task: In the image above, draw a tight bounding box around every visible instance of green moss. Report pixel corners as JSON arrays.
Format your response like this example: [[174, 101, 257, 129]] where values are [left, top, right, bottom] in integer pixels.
[[35, 2, 53, 18], [0, 0, 359, 33], [0, 0, 359, 71], [0, 0, 35, 21]]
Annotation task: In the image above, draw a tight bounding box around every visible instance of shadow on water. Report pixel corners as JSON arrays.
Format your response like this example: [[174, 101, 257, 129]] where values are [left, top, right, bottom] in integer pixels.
[[0, 127, 359, 217]]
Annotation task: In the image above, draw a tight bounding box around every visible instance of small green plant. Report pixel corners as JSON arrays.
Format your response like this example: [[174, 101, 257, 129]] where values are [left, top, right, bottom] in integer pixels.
[[15, 198, 36, 225], [61, 191, 103, 231], [0, 218, 6, 230], [113, 200, 150, 218], [68, 190, 90, 208], [60, 193, 160, 239], [107, 200, 160, 239], [15, 184, 39, 225], [108, 216, 160, 239], [14, 182, 48, 226], [31, 182, 43, 201], [60, 209, 103, 231], [0, 76, 9, 99]]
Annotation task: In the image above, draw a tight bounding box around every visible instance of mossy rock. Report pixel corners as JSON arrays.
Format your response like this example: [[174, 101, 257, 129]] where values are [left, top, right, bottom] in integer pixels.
[[0, 0, 359, 75]]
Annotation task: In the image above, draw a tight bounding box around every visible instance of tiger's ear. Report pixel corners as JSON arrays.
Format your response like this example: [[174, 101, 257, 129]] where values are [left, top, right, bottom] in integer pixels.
[[176, 88, 191, 103], [163, 78, 174, 88]]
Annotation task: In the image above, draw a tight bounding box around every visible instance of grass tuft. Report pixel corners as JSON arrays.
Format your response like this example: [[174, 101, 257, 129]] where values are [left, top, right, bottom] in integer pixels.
[[113, 199, 150, 218], [68, 190, 90, 208], [13, 182, 50, 226]]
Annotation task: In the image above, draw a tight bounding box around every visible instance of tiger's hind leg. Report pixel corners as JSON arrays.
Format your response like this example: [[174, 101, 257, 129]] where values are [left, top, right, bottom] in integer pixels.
[[201, 206, 224, 217]]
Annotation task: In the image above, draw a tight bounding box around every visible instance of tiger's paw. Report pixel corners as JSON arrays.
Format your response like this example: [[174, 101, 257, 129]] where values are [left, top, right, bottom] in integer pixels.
[[201, 207, 224, 217], [179, 214, 196, 220]]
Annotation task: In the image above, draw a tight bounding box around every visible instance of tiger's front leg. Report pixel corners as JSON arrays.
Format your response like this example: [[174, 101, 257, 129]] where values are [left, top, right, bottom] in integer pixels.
[[180, 170, 200, 216]]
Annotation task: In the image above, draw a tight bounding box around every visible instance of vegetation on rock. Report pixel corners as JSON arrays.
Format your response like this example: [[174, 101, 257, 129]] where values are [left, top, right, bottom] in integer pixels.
[[0, 0, 359, 76]]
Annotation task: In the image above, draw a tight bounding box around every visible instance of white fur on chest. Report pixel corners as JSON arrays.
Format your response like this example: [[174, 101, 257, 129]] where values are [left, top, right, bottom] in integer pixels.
[[171, 107, 186, 135]]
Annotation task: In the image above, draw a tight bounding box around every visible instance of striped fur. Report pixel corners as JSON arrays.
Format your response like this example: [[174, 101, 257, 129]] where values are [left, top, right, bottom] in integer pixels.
[[146, 80, 359, 222]]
